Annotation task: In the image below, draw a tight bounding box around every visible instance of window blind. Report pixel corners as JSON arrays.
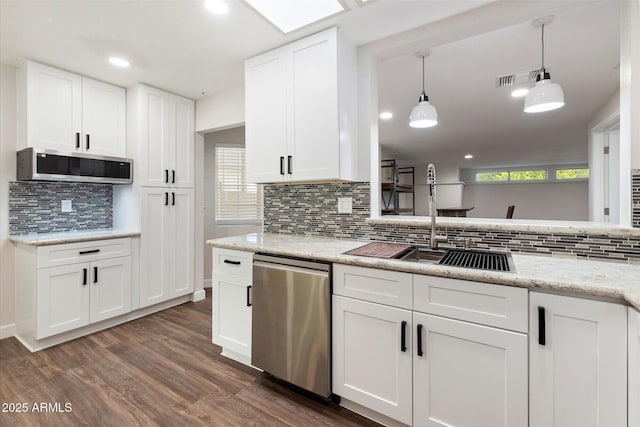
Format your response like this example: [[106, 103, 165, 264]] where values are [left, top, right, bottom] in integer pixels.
[[215, 144, 262, 223]]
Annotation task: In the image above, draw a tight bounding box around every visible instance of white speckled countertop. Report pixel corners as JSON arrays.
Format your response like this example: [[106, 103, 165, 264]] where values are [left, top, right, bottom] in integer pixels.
[[207, 232, 640, 311], [9, 229, 141, 246]]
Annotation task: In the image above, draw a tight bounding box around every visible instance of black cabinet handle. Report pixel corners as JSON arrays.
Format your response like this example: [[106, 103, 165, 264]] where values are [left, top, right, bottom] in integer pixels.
[[538, 306, 546, 346], [93, 266, 98, 283], [223, 259, 241, 265], [75, 133, 80, 149], [171, 192, 175, 206], [417, 324, 424, 356], [172, 170, 175, 184], [79, 249, 100, 255], [86, 134, 90, 150], [287, 155, 292, 175], [280, 156, 285, 175], [82, 268, 87, 285], [164, 192, 169, 206], [165, 169, 169, 183], [401, 320, 407, 352], [246, 285, 252, 307]]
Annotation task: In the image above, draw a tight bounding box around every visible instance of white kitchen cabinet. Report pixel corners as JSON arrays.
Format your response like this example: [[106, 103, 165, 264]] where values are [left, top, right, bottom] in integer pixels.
[[18, 60, 126, 157], [630, 308, 640, 427], [529, 292, 627, 427], [15, 238, 132, 343], [139, 187, 194, 308], [245, 27, 359, 183], [127, 84, 194, 188], [413, 312, 527, 427], [332, 295, 413, 425], [212, 248, 254, 364]]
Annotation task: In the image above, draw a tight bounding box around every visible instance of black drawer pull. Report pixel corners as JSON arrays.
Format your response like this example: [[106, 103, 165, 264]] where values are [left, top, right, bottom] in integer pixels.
[[287, 155, 292, 175], [86, 134, 90, 150], [417, 324, 424, 356], [93, 266, 98, 283], [172, 170, 176, 184], [75, 133, 80, 149], [172, 192, 175, 206], [165, 169, 169, 183], [164, 192, 169, 206], [246, 285, 252, 307], [538, 306, 546, 346], [280, 156, 285, 175], [223, 259, 241, 265], [82, 268, 87, 285], [79, 249, 100, 255], [401, 320, 407, 352]]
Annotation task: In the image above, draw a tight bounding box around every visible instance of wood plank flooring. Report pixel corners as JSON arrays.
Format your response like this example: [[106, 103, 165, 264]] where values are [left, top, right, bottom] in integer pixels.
[[0, 290, 381, 427]]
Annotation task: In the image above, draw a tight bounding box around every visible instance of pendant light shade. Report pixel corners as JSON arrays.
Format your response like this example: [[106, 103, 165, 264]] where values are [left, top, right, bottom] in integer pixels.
[[409, 53, 438, 128], [524, 16, 564, 113]]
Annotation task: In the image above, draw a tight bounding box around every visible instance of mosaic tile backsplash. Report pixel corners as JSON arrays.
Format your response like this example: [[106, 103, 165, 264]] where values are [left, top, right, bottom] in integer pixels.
[[633, 170, 640, 228], [263, 181, 640, 263], [9, 181, 113, 234]]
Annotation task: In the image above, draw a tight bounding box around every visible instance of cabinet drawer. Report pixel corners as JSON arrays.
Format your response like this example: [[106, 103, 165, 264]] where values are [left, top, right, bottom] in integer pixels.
[[414, 275, 528, 332], [213, 248, 253, 278], [37, 238, 132, 269], [333, 264, 413, 309]]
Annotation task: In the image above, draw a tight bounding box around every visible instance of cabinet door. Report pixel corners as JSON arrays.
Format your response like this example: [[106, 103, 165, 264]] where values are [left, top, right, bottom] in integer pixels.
[[212, 274, 252, 357], [245, 50, 288, 183], [82, 77, 126, 157], [413, 313, 527, 427], [332, 295, 412, 425], [26, 61, 82, 152], [169, 95, 194, 188], [89, 256, 132, 323], [530, 292, 627, 427], [288, 28, 340, 181], [630, 308, 640, 427], [138, 85, 170, 186], [36, 263, 90, 339], [139, 188, 169, 307], [167, 189, 194, 298]]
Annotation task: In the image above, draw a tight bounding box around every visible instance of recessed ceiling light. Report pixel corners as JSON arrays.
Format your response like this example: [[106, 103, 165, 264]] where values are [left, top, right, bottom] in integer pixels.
[[379, 111, 393, 120], [464, 154, 474, 159], [244, 0, 344, 34], [511, 88, 529, 98], [108, 57, 130, 68], [205, 0, 229, 15]]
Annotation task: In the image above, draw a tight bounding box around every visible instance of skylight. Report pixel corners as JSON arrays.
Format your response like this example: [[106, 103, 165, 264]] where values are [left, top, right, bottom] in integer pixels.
[[244, 0, 345, 34]]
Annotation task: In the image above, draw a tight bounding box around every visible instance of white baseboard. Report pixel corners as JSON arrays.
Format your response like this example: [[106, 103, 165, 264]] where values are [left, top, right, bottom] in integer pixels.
[[203, 278, 212, 288], [0, 323, 15, 340], [191, 289, 206, 302]]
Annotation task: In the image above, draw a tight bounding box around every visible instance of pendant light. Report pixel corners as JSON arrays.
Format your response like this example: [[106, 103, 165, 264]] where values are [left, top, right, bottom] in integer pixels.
[[524, 16, 565, 113], [409, 52, 438, 128]]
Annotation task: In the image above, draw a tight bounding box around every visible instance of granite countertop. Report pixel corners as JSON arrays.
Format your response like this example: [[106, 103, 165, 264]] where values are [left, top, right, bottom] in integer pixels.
[[207, 232, 640, 311], [9, 229, 141, 246]]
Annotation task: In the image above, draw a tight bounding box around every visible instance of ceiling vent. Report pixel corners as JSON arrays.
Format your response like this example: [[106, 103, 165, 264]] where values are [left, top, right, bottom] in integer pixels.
[[495, 68, 548, 87]]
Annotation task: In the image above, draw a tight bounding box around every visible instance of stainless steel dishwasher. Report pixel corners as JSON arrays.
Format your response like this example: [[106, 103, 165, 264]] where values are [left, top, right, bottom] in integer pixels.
[[252, 254, 331, 398]]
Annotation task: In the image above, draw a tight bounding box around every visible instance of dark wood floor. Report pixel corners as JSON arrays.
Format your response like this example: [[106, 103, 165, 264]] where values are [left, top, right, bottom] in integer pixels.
[[0, 289, 381, 427]]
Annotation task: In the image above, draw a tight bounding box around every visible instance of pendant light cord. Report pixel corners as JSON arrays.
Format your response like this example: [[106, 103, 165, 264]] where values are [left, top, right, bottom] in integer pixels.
[[422, 55, 425, 93], [541, 24, 545, 69]]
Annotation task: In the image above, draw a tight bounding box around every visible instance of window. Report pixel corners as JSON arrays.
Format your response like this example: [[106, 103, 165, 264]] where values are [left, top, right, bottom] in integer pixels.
[[468, 165, 588, 184], [215, 144, 262, 224], [556, 168, 589, 180], [475, 169, 547, 182]]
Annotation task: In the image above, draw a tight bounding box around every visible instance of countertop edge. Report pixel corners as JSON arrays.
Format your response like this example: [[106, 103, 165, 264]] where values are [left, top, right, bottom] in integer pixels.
[[9, 231, 141, 246], [207, 239, 640, 311]]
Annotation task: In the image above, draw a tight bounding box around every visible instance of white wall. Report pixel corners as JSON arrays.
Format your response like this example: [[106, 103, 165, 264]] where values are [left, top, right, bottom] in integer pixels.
[[464, 182, 589, 220], [195, 86, 244, 133], [622, 0, 640, 170], [203, 127, 260, 283], [0, 63, 16, 337]]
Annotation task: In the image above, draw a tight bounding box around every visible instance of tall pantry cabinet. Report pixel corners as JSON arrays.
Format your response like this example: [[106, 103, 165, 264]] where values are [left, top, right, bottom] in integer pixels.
[[118, 84, 195, 308]]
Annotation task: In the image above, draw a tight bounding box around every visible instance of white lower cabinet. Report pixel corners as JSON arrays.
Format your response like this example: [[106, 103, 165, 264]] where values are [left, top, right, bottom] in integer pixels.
[[211, 248, 254, 365], [529, 292, 628, 427], [332, 295, 413, 425], [332, 264, 528, 427]]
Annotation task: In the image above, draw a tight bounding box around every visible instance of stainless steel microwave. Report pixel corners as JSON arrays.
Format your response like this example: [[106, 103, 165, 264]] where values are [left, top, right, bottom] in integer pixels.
[[17, 148, 133, 184]]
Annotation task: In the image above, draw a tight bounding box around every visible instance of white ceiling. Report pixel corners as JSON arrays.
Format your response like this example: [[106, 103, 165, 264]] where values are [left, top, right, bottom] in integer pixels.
[[0, 0, 492, 100], [378, 1, 620, 169]]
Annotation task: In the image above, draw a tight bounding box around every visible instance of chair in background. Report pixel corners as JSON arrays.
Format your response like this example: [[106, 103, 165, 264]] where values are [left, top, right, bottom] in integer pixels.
[[506, 205, 515, 219]]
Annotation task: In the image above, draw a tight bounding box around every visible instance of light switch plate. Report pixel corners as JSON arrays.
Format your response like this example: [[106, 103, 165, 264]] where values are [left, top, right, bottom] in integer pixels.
[[61, 200, 72, 212], [338, 197, 352, 214]]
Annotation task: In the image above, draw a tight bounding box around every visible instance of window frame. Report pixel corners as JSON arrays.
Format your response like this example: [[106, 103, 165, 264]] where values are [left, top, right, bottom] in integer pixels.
[[464, 164, 589, 185]]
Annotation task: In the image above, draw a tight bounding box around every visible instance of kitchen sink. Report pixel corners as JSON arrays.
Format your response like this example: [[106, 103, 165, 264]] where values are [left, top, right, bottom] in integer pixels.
[[398, 247, 514, 272], [398, 247, 448, 263]]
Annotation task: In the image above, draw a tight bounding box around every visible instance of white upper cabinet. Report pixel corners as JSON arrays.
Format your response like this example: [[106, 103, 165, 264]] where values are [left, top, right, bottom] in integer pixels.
[[245, 27, 359, 183], [18, 61, 126, 157], [128, 84, 194, 188]]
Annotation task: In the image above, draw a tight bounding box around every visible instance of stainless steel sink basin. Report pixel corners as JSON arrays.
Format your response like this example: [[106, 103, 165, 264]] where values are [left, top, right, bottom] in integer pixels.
[[399, 247, 448, 263]]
